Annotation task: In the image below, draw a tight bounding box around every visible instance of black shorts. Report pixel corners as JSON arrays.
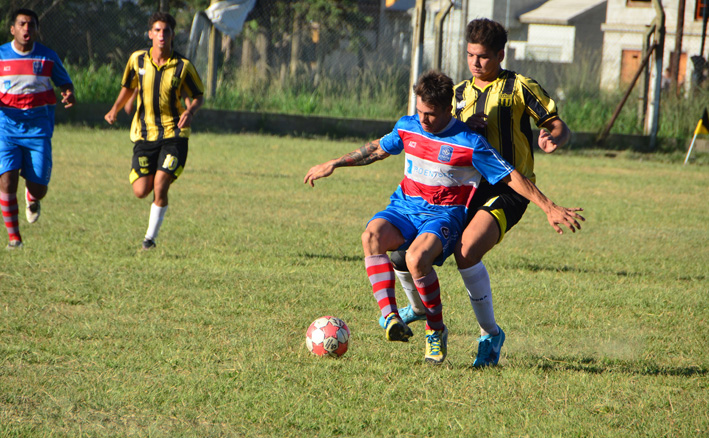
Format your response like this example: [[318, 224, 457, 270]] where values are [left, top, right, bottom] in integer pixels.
[[130, 138, 188, 184], [466, 179, 529, 243]]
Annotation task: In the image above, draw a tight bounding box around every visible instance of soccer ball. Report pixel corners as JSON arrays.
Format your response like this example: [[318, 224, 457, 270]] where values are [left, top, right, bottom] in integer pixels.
[[306, 316, 350, 358]]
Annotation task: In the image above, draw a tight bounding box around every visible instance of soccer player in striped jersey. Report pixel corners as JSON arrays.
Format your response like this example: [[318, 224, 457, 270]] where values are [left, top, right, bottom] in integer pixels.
[[304, 70, 583, 364], [105, 12, 204, 251], [390, 18, 582, 367], [0, 8, 76, 250]]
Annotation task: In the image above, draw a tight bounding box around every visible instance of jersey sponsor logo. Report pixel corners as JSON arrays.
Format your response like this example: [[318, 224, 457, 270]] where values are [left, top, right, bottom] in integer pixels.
[[437, 145, 454, 162], [456, 100, 466, 110], [32, 61, 43, 75], [409, 141, 417, 148], [499, 93, 513, 107], [3, 66, 10, 71], [139, 68, 146, 76]]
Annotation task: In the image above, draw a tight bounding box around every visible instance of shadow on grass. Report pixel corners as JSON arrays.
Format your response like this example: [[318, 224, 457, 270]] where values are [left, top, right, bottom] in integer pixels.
[[301, 252, 361, 263], [507, 353, 707, 377], [511, 262, 706, 282]]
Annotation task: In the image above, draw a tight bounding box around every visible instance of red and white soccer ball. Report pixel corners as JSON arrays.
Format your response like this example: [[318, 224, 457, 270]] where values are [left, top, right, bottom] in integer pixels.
[[306, 316, 350, 358]]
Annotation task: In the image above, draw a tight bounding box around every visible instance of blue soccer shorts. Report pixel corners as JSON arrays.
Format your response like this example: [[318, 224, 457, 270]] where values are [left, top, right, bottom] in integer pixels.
[[0, 137, 52, 185], [369, 204, 463, 267]]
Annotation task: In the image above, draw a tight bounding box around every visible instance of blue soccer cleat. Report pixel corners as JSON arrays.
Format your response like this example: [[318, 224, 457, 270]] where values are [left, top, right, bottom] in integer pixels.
[[378, 305, 426, 328], [473, 326, 505, 367]]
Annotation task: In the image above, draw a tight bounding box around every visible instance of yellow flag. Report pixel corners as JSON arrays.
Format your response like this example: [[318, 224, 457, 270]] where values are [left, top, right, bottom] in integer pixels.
[[694, 108, 709, 136]]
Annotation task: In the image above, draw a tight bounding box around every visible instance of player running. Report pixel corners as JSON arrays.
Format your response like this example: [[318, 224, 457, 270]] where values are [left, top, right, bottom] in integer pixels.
[[387, 18, 582, 367], [304, 70, 583, 364], [105, 12, 204, 250], [0, 8, 76, 249]]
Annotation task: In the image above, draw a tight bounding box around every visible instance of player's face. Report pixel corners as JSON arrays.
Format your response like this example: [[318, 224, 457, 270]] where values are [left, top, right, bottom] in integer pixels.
[[10, 14, 37, 51], [149, 21, 174, 52], [467, 43, 504, 83], [416, 97, 453, 133]]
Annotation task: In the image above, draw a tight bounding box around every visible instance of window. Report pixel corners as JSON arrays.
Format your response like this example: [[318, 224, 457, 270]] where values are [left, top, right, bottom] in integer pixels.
[[627, 0, 651, 6], [697, 0, 708, 20]]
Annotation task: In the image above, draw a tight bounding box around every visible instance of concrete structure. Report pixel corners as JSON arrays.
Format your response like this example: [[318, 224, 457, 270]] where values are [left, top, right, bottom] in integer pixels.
[[510, 0, 607, 63], [600, 0, 709, 90]]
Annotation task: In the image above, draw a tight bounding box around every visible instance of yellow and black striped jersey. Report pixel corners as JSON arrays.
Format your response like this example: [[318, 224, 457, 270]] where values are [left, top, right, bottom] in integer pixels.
[[452, 70, 559, 182], [122, 48, 204, 142]]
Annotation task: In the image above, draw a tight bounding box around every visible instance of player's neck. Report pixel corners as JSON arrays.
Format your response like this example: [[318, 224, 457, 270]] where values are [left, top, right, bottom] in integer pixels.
[[12, 40, 34, 54], [151, 47, 172, 66], [473, 68, 503, 89]]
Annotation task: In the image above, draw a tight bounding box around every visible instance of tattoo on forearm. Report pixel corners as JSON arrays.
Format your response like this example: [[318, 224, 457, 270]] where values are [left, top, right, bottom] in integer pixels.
[[335, 142, 384, 167]]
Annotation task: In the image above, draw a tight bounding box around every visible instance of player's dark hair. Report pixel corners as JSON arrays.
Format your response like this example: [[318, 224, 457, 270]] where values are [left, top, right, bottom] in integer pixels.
[[465, 18, 507, 52], [10, 8, 39, 27], [148, 11, 176, 32], [413, 70, 454, 110]]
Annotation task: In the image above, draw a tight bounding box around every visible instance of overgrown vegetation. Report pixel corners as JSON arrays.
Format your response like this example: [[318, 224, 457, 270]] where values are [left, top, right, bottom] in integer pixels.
[[66, 61, 709, 143]]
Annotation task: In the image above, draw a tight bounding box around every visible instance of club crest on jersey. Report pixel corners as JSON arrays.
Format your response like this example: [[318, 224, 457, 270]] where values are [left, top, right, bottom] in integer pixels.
[[3, 80, 10, 91], [32, 61, 43, 74], [499, 93, 513, 107], [438, 145, 454, 162]]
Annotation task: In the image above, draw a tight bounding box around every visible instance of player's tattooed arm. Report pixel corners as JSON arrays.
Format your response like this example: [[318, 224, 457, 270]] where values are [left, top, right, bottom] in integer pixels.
[[334, 140, 390, 167], [304, 139, 390, 187]]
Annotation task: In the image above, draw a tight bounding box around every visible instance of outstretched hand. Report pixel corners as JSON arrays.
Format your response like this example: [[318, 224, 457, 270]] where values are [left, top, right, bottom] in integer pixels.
[[546, 205, 585, 234], [304, 161, 335, 187]]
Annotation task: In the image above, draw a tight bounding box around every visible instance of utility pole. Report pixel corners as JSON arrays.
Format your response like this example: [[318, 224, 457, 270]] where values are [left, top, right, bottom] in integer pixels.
[[408, 0, 425, 116], [645, 0, 665, 150], [671, 0, 685, 96], [206, 0, 220, 99]]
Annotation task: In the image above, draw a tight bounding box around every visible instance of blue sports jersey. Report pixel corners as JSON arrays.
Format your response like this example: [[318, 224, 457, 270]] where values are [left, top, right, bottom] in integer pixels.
[[379, 114, 514, 215], [0, 42, 72, 139]]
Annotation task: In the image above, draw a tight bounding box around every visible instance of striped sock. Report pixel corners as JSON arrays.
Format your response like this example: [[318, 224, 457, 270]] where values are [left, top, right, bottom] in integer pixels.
[[25, 188, 37, 203], [365, 254, 398, 319], [1, 192, 21, 243], [414, 269, 444, 331]]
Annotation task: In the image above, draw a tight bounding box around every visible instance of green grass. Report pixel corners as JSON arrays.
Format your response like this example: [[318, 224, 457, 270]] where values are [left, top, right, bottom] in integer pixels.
[[1, 127, 707, 437]]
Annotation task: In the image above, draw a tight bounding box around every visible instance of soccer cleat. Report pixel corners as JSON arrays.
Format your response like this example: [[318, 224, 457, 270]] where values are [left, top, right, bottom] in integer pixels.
[[424, 326, 448, 364], [6, 240, 24, 250], [384, 312, 413, 342], [141, 238, 156, 250], [25, 189, 40, 224], [473, 326, 505, 367], [378, 304, 426, 328]]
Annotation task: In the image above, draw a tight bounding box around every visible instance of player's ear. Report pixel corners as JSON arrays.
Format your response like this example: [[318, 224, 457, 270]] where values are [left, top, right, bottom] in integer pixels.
[[497, 49, 505, 64]]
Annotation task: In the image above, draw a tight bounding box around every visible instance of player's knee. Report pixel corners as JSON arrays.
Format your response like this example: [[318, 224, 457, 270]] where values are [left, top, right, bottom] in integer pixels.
[[404, 251, 430, 278], [390, 250, 409, 272]]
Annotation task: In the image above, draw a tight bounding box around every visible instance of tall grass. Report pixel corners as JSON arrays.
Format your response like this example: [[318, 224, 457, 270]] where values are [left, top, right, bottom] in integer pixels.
[[65, 61, 709, 141]]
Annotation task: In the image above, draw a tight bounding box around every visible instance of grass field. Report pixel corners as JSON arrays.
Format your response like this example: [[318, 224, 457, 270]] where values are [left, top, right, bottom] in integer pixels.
[[1, 127, 707, 437]]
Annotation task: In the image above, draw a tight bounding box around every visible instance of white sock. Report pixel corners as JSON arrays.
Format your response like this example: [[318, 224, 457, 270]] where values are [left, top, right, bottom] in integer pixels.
[[395, 269, 426, 315], [145, 203, 168, 241], [459, 262, 499, 337]]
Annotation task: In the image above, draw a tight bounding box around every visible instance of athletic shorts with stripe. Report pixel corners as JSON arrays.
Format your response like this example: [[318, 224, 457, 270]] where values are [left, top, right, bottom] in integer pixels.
[[466, 179, 529, 243], [130, 138, 188, 184]]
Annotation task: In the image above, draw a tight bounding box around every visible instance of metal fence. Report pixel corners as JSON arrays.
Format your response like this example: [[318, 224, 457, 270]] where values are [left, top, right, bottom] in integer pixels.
[[3, 0, 707, 108]]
